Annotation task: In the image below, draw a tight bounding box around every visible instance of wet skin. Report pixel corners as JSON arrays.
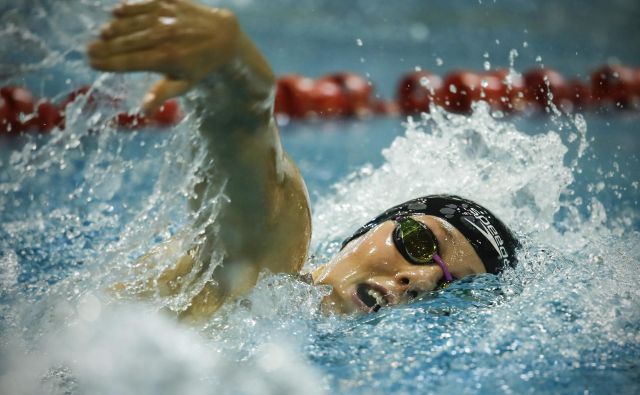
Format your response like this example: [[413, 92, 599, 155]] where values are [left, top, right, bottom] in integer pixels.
[[312, 215, 486, 314]]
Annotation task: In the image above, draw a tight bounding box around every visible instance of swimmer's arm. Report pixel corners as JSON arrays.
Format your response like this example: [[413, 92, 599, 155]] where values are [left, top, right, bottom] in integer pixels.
[[88, 1, 311, 303], [174, 5, 311, 293], [186, 31, 312, 277]]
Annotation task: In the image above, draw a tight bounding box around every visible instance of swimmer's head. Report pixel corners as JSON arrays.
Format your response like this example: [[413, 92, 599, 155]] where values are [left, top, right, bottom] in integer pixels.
[[312, 195, 519, 314]]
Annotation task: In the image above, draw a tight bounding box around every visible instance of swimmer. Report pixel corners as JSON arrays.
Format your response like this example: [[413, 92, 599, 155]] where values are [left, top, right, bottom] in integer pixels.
[[88, 0, 519, 320]]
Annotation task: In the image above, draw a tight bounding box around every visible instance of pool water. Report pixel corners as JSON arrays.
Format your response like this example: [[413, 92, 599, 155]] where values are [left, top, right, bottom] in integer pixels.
[[1, 0, 639, 394]]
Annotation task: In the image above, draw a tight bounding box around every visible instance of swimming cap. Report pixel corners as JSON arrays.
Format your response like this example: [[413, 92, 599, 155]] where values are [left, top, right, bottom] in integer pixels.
[[340, 195, 520, 274]]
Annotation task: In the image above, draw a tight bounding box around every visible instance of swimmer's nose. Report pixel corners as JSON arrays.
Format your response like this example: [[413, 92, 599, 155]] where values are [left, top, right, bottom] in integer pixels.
[[394, 269, 439, 298]]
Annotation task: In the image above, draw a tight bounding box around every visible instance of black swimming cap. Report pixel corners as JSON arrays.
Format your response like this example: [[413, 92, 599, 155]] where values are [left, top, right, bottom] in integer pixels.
[[340, 195, 520, 274]]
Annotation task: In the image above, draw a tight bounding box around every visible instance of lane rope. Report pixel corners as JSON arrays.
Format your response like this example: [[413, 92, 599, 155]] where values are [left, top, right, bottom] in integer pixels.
[[1, 64, 638, 135]]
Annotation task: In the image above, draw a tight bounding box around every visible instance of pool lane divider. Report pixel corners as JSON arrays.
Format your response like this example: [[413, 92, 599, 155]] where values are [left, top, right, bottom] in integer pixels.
[[1, 64, 639, 135], [0, 85, 181, 135], [277, 64, 640, 120]]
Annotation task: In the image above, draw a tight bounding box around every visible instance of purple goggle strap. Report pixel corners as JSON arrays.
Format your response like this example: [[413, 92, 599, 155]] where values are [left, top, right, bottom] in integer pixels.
[[433, 253, 453, 282]]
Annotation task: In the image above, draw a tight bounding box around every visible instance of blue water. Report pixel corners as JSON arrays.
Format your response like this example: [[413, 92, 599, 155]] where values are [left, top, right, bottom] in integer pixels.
[[1, 1, 639, 394]]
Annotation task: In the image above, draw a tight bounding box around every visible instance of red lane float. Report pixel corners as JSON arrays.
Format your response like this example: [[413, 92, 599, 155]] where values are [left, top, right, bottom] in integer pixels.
[[476, 71, 506, 112], [112, 99, 182, 129], [309, 77, 350, 117], [482, 69, 527, 112], [0, 95, 11, 132], [327, 72, 373, 116], [567, 80, 593, 112], [152, 100, 182, 126], [440, 71, 484, 114], [591, 64, 639, 109], [523, 68, 571, 111], [396, 64, 638, 116], [33, 101, 63, 133], [275, 72, 375, 119], [0, 86, 36, 133], [0, 85, 182, 135], [275, 74, 315, 118], [396, 71, 443, 114]]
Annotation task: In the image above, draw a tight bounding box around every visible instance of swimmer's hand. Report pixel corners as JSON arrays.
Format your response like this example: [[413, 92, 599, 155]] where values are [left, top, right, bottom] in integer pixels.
[[88, 0, 245, 113]]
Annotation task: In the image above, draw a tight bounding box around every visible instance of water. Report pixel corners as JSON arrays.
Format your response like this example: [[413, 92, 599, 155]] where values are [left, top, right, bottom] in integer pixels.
[[1, 0, 639, 394]]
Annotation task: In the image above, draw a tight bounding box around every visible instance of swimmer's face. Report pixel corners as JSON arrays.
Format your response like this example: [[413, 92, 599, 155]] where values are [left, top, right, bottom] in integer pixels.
[[312, 215, 486, 314]]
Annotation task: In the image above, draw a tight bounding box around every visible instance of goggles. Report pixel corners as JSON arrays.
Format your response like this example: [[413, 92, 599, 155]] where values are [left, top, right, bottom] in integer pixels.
[[392, 216, 454, 282]]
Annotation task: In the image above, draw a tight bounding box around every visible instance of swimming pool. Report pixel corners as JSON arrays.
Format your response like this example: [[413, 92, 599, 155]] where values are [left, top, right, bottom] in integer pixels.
[[1, 0, 639, 394]]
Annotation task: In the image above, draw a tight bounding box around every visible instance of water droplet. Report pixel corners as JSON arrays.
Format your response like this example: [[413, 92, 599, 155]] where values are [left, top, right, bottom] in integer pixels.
[[509, 49, 519, 68], [410, 24, 429, 41]]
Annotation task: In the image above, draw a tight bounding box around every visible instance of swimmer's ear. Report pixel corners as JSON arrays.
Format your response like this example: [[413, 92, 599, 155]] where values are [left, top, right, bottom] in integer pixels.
[[143, 78, 192, 114]]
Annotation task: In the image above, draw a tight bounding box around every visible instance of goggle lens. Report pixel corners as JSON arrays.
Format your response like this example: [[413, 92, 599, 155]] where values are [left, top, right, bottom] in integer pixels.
[[394, 217, 437, 264]]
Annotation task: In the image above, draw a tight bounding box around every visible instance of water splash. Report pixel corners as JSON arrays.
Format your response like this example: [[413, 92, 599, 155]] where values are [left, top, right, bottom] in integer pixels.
[[312, 102, 587, 257], [1, 1, 639, 394], [0, 305, 324, 395]]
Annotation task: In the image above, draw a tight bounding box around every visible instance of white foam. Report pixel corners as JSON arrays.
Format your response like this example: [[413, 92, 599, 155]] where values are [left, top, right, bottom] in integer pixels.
[[1, 304, 325, 395]]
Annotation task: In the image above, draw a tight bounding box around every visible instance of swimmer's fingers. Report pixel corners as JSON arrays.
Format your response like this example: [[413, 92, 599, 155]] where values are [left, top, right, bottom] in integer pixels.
[[89, 30, 164, 57], [89, 29, 205, 58], [101, 14, 156, 39], [105, 0, 179, 38], [143, 78, 192, 113], [113, 0, 161, 18]]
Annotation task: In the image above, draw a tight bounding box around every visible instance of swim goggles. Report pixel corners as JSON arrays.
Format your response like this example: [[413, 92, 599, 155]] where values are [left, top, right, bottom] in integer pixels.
[[392, 216, 454, 282]]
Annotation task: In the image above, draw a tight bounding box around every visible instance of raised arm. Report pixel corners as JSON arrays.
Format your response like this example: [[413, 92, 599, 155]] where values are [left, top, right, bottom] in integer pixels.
[[88, 0, 311, 318]]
